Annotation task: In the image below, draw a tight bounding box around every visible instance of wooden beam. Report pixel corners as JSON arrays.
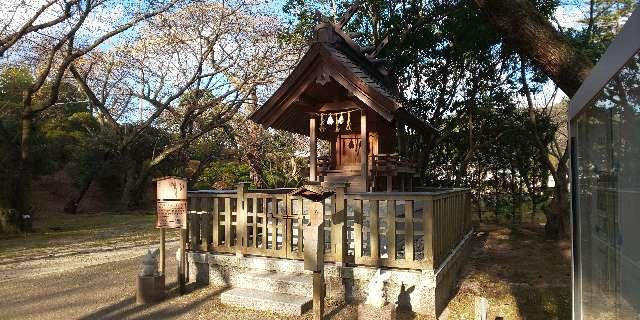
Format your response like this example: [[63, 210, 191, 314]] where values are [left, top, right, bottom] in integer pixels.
[[333, 184, 347, 264], [310, 116, 317, 181], [370, 200, 379, 262], [360, 111, 368, 191], [236, 183, 249, 249], [405, 200, 414, 261], [424, 198, 434, 269]]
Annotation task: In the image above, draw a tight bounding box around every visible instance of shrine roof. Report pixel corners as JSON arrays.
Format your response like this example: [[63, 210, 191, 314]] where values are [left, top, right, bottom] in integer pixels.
[[249, 22, 436, 137]]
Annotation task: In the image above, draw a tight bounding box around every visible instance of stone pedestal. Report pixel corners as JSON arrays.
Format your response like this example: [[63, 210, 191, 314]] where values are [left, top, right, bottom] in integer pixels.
[[357, 303, 396, 320], [136, 274, 165, 304]]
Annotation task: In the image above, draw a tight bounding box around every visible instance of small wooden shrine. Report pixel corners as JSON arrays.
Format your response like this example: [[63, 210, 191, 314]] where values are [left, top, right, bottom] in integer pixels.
[[249, 20, 436, 192], [184, 7, 472, 319]]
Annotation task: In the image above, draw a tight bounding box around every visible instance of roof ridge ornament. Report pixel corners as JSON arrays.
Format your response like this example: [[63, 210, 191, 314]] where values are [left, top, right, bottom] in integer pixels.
[[316, 67, 332, 85], [335, 1, 361, 30]]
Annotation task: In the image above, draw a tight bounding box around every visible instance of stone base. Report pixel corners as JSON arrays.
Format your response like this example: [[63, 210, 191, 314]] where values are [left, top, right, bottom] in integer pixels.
[[357, 303, 396, 320], [220, 287, 312, 316], [185, 230, 473, 318], [136, 274, 165, 304]]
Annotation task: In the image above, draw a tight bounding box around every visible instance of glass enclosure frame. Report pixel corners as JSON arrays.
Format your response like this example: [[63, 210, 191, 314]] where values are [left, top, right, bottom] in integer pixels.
[[569, 8, 640, 320]]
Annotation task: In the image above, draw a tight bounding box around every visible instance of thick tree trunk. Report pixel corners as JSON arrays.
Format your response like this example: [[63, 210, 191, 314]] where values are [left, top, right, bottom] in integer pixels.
[[119, 155, 151, 211], [544, 164, 570, 239], [473, 0, 593, 97], [11, 105, 35, 219], [243, 90, 267, 188], [246, 149, 266, 188], [64, 152, 111, 214]]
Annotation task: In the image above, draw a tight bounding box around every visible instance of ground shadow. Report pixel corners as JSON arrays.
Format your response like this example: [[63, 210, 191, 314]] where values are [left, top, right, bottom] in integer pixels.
[[77, 282, 220, 320]]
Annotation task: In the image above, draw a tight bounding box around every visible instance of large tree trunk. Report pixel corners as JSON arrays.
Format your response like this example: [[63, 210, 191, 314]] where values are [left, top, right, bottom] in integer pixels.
[[544, 163, 570, 239], [473, 0, 593, 97], [10, 103, 35, 221], [243, 90, 267, 188], [64, 152, 111, 214], [119, 156, 151, 211], [246, 146, 267, 188]]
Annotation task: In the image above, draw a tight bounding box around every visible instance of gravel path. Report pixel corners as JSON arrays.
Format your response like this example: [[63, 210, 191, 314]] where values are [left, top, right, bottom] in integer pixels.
[[0, 240, 360, 320], [0, 240, 179, 283]]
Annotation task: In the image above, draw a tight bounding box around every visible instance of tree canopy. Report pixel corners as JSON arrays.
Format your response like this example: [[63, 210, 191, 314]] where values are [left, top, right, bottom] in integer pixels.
[[0, 0, 635, 238]]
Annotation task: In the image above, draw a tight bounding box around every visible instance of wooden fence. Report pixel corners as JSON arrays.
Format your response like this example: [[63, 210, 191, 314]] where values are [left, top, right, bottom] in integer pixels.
[[186, 184, 471, 271]]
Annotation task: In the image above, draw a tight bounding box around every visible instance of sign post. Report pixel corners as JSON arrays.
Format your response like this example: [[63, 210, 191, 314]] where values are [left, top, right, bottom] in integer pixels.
[[155, 176, 188, 293]]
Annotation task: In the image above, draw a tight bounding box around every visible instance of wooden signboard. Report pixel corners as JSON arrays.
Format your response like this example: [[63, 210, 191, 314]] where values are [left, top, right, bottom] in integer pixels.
[[156, 200, 187, 229], [156, 176, 188, 229], [154, 176, 188, 293], [156, 177, 187, 200]]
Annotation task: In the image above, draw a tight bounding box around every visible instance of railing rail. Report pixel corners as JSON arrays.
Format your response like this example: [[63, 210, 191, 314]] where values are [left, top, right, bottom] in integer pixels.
[[186, 184, 471, 271]]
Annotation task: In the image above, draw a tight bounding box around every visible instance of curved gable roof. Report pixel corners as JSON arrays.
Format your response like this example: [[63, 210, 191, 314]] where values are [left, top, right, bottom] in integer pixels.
[[249, 24, 437, 137]]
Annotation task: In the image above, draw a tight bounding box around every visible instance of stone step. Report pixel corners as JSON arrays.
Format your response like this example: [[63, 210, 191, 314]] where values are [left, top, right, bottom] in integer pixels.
[[220, 287, 312, 316], [235, 270, 313, 297]]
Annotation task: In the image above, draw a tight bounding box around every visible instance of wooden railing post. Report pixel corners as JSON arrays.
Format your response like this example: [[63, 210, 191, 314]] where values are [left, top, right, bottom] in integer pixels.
[[370, 200, 380, 263], [387, 200, 396, 260], [465, 190, 471, 234], [212, 198, 219, 248], [424, 197, 434, 269], [189, 211, 200, 251], [353, 199, 363, 263], [332, 183, 348, 264], [179, 228, 187, 293], [236, 182, 250, 252], [405, 200, 414, 261]]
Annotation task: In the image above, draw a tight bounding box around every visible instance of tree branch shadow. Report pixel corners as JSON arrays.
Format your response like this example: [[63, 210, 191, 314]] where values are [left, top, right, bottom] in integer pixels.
[[76, 281, 221, 320]]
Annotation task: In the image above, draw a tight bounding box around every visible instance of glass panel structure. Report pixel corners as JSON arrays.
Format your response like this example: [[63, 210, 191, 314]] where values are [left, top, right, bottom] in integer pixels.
[[571, 49, 640, 318]]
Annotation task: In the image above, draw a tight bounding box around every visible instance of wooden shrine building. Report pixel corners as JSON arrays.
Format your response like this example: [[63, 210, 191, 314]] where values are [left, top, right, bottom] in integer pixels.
[[183, 11, 472, 319], [249, 22, 437, 192]]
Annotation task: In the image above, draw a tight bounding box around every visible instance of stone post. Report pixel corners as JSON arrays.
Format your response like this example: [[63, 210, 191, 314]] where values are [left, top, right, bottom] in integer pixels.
[[305, 201, 325, 320], [291, 182, 335, 320]]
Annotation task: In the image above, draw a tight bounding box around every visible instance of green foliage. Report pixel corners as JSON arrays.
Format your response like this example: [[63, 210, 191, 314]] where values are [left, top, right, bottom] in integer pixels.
[[0, 67, 31, 207], [281, 0, 562, 225], [0, 67, 96, 206], [566, 0, 637, 63], [195, 161, 251, 189], [260, 130, 306, 189]]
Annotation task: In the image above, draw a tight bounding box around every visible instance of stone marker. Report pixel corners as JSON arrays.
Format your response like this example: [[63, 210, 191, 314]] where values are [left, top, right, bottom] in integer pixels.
[[137, 248, 165, 304], [357, 269, 396, 320]]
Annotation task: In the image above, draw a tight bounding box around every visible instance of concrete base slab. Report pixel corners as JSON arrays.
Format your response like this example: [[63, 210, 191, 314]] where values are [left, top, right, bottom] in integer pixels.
[[235, 270, 313, 297], [220, 287, 312, 316]]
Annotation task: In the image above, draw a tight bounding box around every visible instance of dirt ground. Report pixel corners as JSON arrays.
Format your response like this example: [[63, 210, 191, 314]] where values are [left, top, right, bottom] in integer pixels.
[[0, 214, 571, 319], [444, 222, 572, 320]]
